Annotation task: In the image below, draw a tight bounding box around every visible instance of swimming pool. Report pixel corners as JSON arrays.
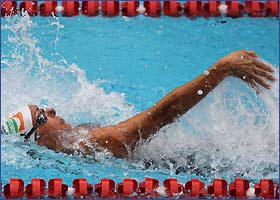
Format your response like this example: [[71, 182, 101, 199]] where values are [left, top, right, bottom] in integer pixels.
[[1, 1, 279, 198]]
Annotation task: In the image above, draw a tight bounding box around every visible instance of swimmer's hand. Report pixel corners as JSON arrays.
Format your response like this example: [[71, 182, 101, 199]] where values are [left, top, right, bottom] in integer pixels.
[[213, 50, 276, 93]]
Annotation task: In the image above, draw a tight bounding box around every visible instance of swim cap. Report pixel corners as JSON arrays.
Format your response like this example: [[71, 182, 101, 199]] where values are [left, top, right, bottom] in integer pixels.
[[1, 106, 36, 141]]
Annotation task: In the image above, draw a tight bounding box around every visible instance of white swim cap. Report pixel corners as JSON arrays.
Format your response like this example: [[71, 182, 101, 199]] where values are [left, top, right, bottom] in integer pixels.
[[1, 106, 36, 141]]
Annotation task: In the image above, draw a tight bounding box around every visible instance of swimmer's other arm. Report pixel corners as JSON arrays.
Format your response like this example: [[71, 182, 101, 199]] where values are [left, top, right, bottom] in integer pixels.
[[88, 50, 275, 158]]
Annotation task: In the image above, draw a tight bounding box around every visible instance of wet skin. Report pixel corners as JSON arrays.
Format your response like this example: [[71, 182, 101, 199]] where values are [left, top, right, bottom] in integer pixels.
[[31, 50, 276, 158]]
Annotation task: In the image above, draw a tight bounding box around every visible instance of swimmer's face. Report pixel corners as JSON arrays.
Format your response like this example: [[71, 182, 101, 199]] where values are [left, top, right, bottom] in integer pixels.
[[28, 105, 72, 135]]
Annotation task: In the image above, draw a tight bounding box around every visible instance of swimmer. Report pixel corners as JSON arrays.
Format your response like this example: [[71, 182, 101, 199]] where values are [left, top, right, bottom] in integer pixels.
[[2, 50, 276, 158]]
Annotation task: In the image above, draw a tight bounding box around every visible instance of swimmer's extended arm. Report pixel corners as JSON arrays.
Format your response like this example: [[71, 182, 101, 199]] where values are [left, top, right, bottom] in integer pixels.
[[90, 50, 275, 158]]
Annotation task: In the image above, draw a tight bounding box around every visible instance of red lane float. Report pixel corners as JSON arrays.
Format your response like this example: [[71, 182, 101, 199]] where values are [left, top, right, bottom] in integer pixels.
[[144, 1, 161, 17], [254, 179, 275, 199], [138, 177, 160, 197], [25, 178, 46, 199], [82, 1, 99, 16], [39, 1, 57, 17], [122, 1, 139, 17], [62, 1, 79, 17], [229, 178, 250, 198], [254, 183, 261, 197], [3, 178, 24, 199], [117, 178, 138, 197], [203, 0, 221, 17], [163, 178, 184, 198], [19, 1, 38, 16], [163, 1, 182, 17], [94, 178, 116, 198], [185, 178, 206, 198], [265, 0, 279, 17], [2, 178, 280, 198], [73, 178, 93, 198], [1, 1, 17, 16], [184, 0, 203, 18], [226, 0, 244, 18], [207, 178, 228, 198], [245, 0, 265, 17], [48, 178, 68, 198], [102, 1, 119, 17]]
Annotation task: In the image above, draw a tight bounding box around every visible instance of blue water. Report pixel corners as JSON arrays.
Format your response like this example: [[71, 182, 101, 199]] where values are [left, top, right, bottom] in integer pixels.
[[1, 13, 279, 188]]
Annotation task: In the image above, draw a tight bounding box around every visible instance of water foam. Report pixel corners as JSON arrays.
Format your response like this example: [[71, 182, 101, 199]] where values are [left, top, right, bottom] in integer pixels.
[[1, 13, 136, 126], [1, 14, 136, 178], [133, 75, 279, 182]]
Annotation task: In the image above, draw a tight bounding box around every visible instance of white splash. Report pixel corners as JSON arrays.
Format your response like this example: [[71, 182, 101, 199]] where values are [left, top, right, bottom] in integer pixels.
[[134, 74, 279, 181], [1, 14, 136, 165]]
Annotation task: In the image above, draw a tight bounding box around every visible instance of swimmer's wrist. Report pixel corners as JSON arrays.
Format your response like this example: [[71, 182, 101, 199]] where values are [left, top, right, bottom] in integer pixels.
[[208, 63, 229, 81]]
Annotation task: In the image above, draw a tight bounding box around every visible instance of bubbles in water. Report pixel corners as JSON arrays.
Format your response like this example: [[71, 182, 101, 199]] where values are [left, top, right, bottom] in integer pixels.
[[197, 90, 203, 95], [122, 16, 130, 22]]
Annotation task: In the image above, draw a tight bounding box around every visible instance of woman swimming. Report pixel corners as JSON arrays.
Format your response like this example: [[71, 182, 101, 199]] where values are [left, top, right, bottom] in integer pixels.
[[2, 50, 276, 158]]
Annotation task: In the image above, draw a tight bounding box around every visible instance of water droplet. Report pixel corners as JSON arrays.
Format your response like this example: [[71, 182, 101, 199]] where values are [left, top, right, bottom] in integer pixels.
[[122, 16, 130, 22], [197, 90, 203, 95], [105, 140, 108, 144], [204, 70, 209, 76], [243, 76, 246, 79]]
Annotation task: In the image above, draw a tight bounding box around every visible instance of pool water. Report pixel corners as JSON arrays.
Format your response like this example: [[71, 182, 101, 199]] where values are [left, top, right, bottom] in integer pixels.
[[1, 13, 279, 187]]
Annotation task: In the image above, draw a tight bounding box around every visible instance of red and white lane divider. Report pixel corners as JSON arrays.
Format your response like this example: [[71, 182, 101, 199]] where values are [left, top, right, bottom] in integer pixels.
[[1, 1, 279, 18], [2, 177, 279, 199]]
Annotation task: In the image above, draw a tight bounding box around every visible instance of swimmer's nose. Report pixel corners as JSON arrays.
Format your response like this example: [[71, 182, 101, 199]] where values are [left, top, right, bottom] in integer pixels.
[[45, 108, 56, 117]]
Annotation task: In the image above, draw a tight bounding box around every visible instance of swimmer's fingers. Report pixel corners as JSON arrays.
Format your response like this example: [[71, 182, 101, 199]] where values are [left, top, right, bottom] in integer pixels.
[[253, 59, 275, 73], [243, 50, 258, 58], [248, 67, 276, 82], [240, 51, 275, 73], [247, 72, 272, 90], [237, 65, 273, 90], [232, 50, 258, 59], [246, 77, 260, 94], [235, 70, 260, 93]]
